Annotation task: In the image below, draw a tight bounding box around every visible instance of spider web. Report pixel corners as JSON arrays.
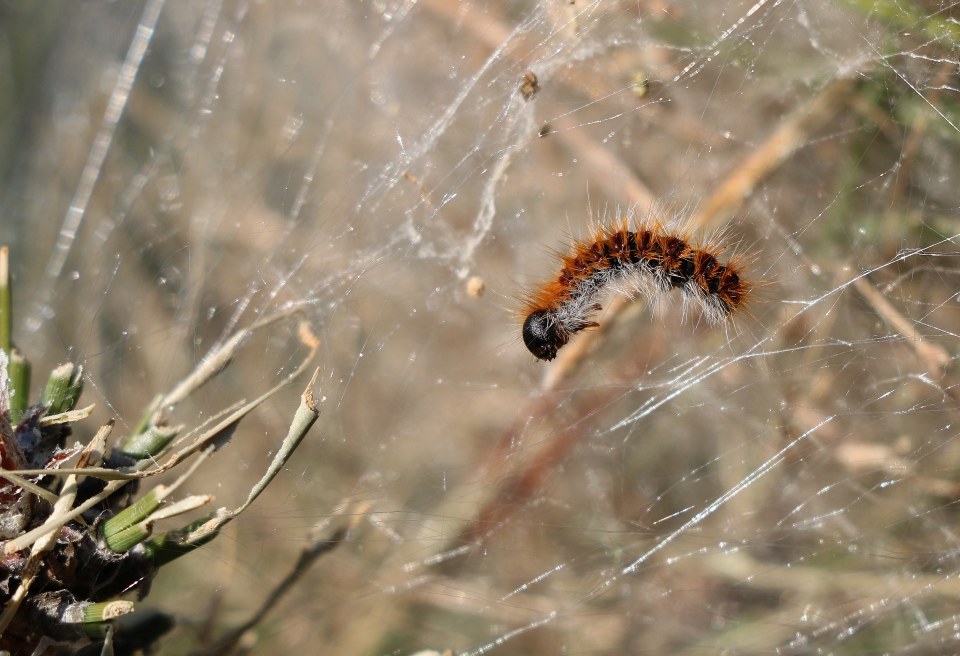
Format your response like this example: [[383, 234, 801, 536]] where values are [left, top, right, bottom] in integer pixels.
[[3, 0, 960, 653]]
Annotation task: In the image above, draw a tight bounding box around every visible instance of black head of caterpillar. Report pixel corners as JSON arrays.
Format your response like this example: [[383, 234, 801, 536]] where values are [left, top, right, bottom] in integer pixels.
[[521, 220, 752, 362], [522, 309, 565, 361], [522, 307, 602, 361]]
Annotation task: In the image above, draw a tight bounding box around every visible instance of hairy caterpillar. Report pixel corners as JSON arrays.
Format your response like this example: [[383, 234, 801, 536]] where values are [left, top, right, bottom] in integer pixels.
[[521, 218, 751, 361]]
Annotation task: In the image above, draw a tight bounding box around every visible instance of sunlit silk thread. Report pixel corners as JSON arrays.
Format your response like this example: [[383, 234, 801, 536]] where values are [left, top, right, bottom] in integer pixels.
[[521, 218, 752, 361]]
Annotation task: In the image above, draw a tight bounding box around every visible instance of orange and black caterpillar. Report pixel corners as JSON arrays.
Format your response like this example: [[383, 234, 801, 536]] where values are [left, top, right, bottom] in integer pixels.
[[522, 218, 751, 361]]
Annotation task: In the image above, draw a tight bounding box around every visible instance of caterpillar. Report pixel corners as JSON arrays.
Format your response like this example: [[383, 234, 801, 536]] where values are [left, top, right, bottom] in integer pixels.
[[521, 218, 752, 361]]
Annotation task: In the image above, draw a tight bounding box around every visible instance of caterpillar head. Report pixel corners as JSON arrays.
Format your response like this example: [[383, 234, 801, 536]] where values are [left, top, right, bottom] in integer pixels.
[[522, 309, 567, 361]]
